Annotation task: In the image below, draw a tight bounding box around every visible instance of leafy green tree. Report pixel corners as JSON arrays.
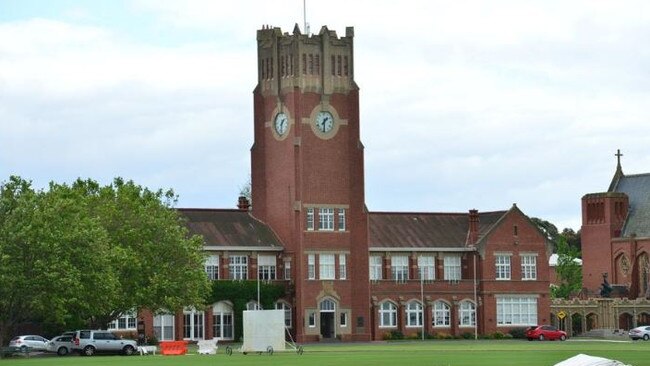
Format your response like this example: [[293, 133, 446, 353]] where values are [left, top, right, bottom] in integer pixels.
[[0, 176, 210, 343], [551, 237, 583, 299], [560, 227, 581, 253], [531, 217, 560, 249]]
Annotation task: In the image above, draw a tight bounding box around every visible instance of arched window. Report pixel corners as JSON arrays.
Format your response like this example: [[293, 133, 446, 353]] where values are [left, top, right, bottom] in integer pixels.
[[183, 307, 205, 340], [458, 301, 476, 326], [433, 301, 450, 327], [246, 301, 262, 310], [406, 301, 423, 327], [320, 298, 336, 312], [275, 301, 292, 328], [379, 301, 397, 327], [212, 301, 234, 340]]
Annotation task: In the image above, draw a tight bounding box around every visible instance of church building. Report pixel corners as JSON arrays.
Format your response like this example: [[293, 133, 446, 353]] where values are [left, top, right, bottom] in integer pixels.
[[134, 25, 552, 343]]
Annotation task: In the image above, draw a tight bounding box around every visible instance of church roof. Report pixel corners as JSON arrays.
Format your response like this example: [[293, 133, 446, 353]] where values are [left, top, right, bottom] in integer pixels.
[[368, 210, 507, 250], [178, 208, 283, 250], [611, 173, 650, 237]]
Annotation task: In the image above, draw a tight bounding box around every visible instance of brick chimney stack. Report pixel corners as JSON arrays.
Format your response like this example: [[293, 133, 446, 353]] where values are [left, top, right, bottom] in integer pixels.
[[468, 209, 479, 245], [237, 196, 251, 211]]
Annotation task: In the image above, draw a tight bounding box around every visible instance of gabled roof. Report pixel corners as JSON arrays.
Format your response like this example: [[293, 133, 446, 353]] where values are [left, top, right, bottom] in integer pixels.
[[368, 210, 507, 250], [611, 173, 650, 237], [178, 208, 283, 249]]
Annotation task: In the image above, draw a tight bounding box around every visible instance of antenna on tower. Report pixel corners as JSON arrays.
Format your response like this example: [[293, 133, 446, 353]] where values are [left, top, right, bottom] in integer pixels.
[[303, 0, 310, 34]]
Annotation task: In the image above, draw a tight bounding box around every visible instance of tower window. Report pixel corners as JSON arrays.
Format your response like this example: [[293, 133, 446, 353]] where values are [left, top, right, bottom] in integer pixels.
[[260, 59, 265, 79], [344, 56, 349, 76], [331, 55, 335, 76], [309, 54, 314, 74], [280, 55, 285, 77], [302, 54, 307, 75], [290, 54, 294, 76], [306, 208, 314, 231], [270, 57, 273, 78], [307, 254, 315, 280], [315, 55, 320, 75], [338, 208, 346, 231], [318, 208, 334, 231], [337, 55, 342, 76]]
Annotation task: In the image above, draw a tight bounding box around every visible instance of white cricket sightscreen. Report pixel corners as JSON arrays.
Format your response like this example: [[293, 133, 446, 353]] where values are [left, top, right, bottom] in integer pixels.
[[242, 310, 286, 352]]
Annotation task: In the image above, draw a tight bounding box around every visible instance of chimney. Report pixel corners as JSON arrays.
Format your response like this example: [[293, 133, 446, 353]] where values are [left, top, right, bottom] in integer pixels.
[[237, 196, 251, 211], [468, 209, 479, 245]]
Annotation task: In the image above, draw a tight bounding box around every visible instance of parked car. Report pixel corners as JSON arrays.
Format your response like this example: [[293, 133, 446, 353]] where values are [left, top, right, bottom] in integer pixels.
[[629, 326, 650, 341], [526, 325, 567, 341], [72, 330, 137, 356], [8, 335, 50, 352], [47, 335, 74, 356]]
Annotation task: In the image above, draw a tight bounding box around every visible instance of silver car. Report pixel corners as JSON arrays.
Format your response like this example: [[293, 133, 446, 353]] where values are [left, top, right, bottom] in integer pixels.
[[8, 335, 49, 352], [629, 325, 650, 340], [72, 330, 137, 356], [47, 335, 74, 356]]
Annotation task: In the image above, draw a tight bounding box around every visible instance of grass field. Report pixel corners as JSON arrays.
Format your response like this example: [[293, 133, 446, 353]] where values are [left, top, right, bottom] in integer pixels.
[[1, 340, 647, 366]]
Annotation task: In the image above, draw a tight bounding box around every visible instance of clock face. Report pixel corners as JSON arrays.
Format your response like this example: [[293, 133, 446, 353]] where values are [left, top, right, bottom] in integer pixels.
[[274, 112, 288, 136], [315, 111, 334, 133]]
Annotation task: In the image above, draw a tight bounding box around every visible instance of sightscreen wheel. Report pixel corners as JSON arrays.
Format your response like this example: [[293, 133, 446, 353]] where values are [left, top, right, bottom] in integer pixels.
[[266, 346, 273, 355], [297, 345, 304, 355], [226, 346, 233, 356]]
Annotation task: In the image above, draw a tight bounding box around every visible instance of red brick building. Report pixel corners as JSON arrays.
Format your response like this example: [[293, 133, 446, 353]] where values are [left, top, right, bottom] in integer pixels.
[[581, 153, 650, 300], [131, 25, 552, 343]]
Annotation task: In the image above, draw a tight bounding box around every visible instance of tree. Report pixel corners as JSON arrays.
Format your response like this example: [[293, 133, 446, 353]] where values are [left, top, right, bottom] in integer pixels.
[[239, 175, 251, 207], [560, 227, 581, 253], [551, 237, 583, 299], [531, 217, 560, 249], [0, 176, 210, 343]]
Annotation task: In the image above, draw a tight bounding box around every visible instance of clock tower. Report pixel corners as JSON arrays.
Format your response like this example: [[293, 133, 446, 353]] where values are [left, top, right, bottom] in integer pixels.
[[251, 25, 370, 342]]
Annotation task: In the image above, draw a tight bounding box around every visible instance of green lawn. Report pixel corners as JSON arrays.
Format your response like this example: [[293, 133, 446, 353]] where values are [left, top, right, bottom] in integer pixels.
[[1, 340, 647, 366]]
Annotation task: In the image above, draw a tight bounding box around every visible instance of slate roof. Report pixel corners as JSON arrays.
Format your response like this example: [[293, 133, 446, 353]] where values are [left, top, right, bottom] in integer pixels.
[[611, 173, 650, 237], [178, 208, 283, 249], [368, 210, 507, 249]]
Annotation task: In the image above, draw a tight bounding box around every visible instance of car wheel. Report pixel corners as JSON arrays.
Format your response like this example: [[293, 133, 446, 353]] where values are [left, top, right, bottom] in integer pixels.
[[644, 334, 649, 341], [83, 346, 95, 356], [560, 335, 566, 341], [538, 334, 545, 341], [19, 345, 28, 353], [57, 347, 69, 356], [123, 345, 135, 356]]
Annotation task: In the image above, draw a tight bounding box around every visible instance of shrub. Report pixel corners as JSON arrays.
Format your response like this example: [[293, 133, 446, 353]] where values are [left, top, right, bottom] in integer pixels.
[[461, 332, 474, 339], [492, 331, 505, 339], [508, 328, 527, 339], [390, 330, 404, 340], [146, 335, 159, 345], [504, 333, 513, 339]]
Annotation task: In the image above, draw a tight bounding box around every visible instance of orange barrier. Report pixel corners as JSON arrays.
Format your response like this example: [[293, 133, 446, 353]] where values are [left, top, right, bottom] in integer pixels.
[[159, 341, 188, 355]]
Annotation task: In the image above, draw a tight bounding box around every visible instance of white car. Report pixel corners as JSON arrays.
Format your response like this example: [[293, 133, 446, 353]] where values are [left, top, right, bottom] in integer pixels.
[[8, 335, 49, 352], [629, 325, 650, 341], [47, 335, 74, 356]]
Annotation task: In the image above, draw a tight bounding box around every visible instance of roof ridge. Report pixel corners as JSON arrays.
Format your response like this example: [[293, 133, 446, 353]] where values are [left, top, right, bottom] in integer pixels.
[[369, 210, 508, 216], [177, 207, 243, 213], [622, 172, 650, 178]]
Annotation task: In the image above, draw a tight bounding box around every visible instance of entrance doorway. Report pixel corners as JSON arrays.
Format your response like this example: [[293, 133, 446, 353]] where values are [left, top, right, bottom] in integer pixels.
[[319, 298, 336, 339]]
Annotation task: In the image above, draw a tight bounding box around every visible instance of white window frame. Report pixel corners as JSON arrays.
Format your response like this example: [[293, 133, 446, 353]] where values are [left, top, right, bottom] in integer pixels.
[[495, 255, 511, 280], [308, 312, 316, 328], [405, 301, 423, 327], [212, 301, 234, 340], [308, 254, 316, 280], [338, 208, 346, 231], [275, 301, 292, 328], [306, 208, 314, 231], [319, 254, 335, 280], [443, 255, 461, 281], [521, 254, 537, 280], [369, 255, 382, 281], [108, 310, 137, 330], [433, 301, 450, 327], [229, 255, 248, 280], [418, 255, 435, 281], [205, 255, 219, 280], [391, 255, 409, 282], [340, 312, 348, 327], [339, 254, 347, 280], [496, 296, 538, 326], [153, 313, 175, 341], [458, 301, 476, 327], [318, 208, 334, 231], [246, 301, 262, 310], [258, 255, 277, 281], [284, 260, 291, 280], [183, 308, 205, 340], [379, 301, 397, 328]]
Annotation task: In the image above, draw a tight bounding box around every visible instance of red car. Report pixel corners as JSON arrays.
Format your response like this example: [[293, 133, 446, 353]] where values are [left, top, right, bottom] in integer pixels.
[[526, 325, 567, 341]]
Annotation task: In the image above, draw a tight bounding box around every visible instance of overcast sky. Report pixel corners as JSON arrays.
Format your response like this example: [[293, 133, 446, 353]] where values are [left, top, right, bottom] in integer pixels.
[[2, 1, 649, 231]]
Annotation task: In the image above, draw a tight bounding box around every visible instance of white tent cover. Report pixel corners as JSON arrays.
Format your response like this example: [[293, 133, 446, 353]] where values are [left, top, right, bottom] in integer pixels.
[[242, 309, 286, 353], [554, 354, 630, 366]]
